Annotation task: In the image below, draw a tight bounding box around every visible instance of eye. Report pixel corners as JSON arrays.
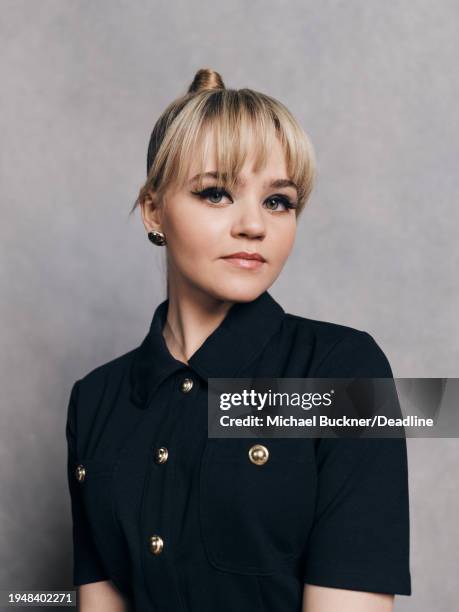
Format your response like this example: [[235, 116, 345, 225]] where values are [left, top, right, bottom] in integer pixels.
[[191, 186, 231, 205], [264, 195, 298, 213], [190, 187, 298, 212]]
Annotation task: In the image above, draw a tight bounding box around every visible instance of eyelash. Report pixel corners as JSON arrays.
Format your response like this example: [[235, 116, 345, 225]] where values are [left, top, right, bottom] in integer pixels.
[[190, 186, 298, 213]]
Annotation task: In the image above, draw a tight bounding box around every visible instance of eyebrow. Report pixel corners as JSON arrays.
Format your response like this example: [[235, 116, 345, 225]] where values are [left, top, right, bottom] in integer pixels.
[[188, 171, 298, 193]]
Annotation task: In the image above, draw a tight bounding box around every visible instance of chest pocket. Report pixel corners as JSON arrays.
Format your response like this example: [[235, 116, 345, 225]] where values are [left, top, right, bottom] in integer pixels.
[[75, 456, 131, 588], [199, 438, 317, 575]]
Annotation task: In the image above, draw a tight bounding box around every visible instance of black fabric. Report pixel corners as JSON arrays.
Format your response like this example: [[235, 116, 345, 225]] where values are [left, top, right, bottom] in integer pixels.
[[65, 290, 411, 610]]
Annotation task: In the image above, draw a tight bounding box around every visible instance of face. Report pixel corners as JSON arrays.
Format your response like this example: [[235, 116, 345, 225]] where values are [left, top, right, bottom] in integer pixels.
[[141, 134, 298, 303]]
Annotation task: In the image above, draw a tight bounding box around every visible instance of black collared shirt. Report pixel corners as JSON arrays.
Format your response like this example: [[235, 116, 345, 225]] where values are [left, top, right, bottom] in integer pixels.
[[66, 290, 411, 610]]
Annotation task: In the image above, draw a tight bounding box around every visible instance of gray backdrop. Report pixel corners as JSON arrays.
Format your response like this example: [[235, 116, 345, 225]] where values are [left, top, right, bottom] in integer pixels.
[[1, 1, 458, 610]]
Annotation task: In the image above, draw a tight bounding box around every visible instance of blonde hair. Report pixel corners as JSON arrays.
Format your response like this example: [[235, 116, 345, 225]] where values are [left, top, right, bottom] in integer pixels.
[[129, 68, 316, 217]]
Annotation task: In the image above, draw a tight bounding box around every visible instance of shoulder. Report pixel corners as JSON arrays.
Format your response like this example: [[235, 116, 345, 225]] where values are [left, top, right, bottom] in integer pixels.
[[71, 346, 137, 398], [283, 312, 394, 378], [66, 347, 139, 453], [67, 347, 138, 423]]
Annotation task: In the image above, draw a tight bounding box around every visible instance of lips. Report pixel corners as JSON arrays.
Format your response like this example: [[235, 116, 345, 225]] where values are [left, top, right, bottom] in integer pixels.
[[221, 252, 266, 270], [222, 251, 266, 262]]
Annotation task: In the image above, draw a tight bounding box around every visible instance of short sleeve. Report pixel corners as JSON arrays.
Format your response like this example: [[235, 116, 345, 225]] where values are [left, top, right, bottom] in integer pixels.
[[303, 331, 412, 595], [65, 380, 110, 586]]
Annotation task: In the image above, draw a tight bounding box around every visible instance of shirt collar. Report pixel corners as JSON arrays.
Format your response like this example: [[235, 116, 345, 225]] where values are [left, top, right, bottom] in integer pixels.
[[129, 290, 285, 408]]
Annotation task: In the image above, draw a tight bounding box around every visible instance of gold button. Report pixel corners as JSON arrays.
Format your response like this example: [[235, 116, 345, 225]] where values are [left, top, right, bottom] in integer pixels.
[[180, 377, 194, 393], [149, 534, 164, 555], [75, 464, 86, 482], [248, 444, 269, 466], [154, 447, 168, 464]]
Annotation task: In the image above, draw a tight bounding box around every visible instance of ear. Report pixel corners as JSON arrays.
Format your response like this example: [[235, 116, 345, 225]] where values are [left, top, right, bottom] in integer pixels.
[[139, 189, 163, 233]]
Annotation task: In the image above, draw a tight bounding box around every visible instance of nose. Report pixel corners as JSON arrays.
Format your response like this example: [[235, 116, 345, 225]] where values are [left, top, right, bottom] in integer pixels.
[[231, 198, 267, 240]]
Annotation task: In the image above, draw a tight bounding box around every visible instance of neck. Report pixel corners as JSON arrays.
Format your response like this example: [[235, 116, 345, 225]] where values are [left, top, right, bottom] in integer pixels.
[[163, 279, 233, 364]]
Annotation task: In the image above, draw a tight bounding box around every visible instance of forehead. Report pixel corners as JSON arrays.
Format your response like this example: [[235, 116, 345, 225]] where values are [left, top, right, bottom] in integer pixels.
[[187, 130, 290, 182]]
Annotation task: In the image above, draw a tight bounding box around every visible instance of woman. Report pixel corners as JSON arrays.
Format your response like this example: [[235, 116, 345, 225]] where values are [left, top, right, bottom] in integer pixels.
[[66, 68, 411, 612]]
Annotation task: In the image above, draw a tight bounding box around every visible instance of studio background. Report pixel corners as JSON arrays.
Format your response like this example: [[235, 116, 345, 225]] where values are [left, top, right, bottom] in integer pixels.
[[1, 1, 458, 610]]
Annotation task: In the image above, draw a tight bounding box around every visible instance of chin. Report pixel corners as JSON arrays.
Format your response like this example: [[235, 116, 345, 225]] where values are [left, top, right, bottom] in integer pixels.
[[205, 279, 272, 304]]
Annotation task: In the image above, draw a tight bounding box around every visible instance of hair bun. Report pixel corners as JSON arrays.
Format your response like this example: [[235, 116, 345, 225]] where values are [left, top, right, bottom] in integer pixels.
[[187, 68, 225, 94]]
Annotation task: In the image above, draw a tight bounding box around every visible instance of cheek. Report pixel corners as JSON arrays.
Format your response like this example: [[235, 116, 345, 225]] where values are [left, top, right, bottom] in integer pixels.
[[166, 208, 223, 263], [268, 222, 296, 264]]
